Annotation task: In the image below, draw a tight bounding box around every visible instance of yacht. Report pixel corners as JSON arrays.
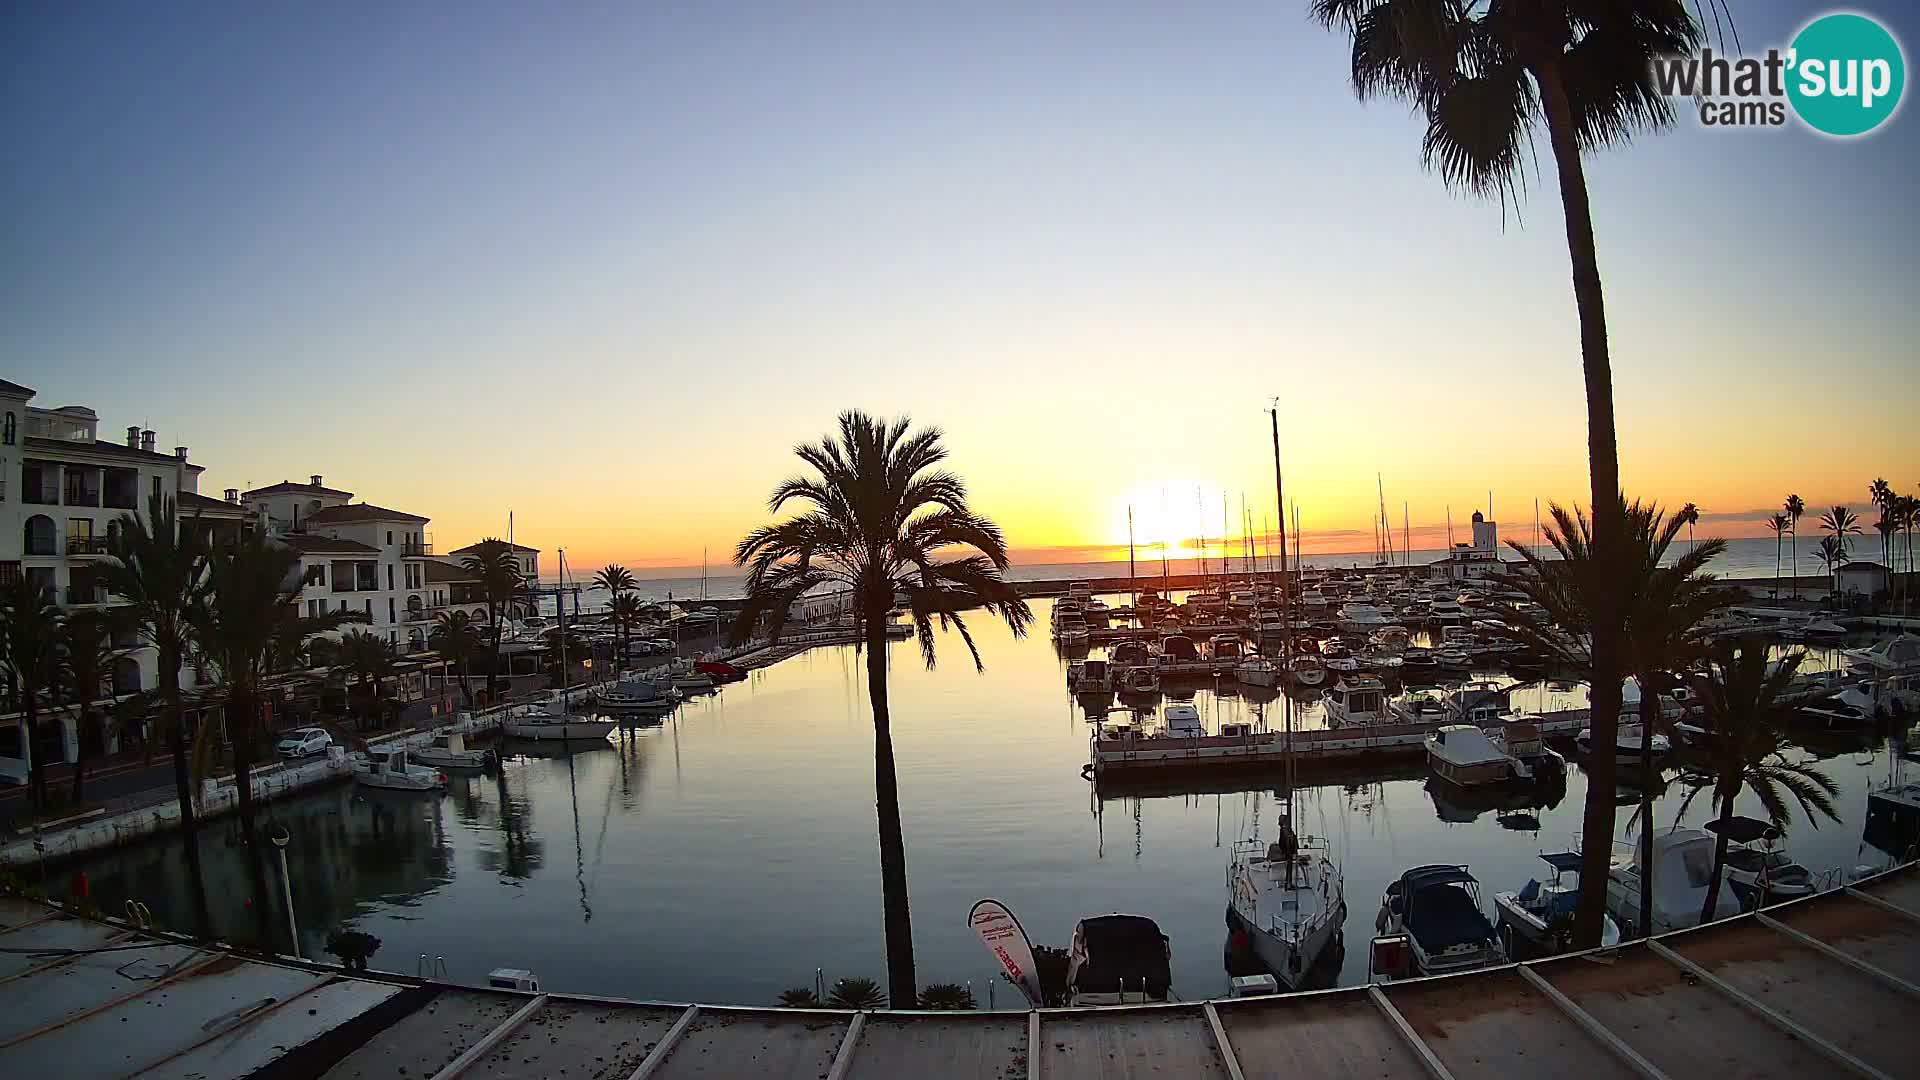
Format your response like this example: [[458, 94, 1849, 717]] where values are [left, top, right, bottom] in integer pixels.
[[1428, 599, 1468, 625], [1073, 658, 1115, 694], [1845, 633, 1920, 674], [1064, 915, 1172, 1006], [1300, 589, 1330, 613], [1390, 688, 1451, 724], [1426, 724, 1522, 787], [503, 700, 618, 742], [1209, 634, 1245, 662], [1055, 614, 1091, 648], [351, 749, 447, 792], [1227, 588, 1259, 614], [1492, 853, 1622, 958], [1163, 703, 1204, 738], [1324, 675, 1388, 728], [1708, 816, 1817, 907], [1372, 865, 1504, 979], [1226, 824, 1346, 990], [1286, 653, 1328, 688], [1336, 603, 1395, 635], [1577, 721, 1671, 762], [593, 677, 680, 713], [1121, 665, 1160, 695], [1084, 598, 1111, 624], [1491, 714, 1565, 779], [409, 730, 489, 771], [1606, 828, 1742, 935], [1444, 679, 1512, 726], [1159, 634, 1199, 664], [1234, 656, 1279, 688]]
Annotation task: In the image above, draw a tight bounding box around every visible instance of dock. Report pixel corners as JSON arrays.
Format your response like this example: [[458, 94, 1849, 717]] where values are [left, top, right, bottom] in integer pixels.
[[1, 861, 1914, 1078], [1089, 708, 1592, 780]]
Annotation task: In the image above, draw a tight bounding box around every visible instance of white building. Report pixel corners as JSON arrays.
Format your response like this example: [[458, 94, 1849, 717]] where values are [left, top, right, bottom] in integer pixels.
[[1837, 561, 1891, 599], [1428, 511, 1507, 583], [444, 540, 541, 583], [240, 480, 435, 651], [0, 380, 239, 779]]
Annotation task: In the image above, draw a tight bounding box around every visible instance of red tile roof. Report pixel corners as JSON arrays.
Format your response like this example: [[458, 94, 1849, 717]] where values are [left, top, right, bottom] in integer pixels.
[[302, 502, 428, 525], [242, 480, 355, 498], [449, 540, 540, 554]]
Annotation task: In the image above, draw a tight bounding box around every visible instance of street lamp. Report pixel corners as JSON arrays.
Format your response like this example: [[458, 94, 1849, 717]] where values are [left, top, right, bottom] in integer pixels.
[[267, 824, 300, 959]]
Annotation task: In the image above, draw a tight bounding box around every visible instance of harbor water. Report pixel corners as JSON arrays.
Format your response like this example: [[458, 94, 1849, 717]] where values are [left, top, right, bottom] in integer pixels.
[[62, 598, 1910, 1005]]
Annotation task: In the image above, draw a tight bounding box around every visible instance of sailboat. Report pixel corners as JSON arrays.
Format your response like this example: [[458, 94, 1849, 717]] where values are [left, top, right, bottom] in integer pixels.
[[1224, 405, 1346, 990]]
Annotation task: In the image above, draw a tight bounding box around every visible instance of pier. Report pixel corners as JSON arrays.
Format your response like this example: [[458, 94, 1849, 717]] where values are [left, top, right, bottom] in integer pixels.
[[1, 861, 1913, 1078]]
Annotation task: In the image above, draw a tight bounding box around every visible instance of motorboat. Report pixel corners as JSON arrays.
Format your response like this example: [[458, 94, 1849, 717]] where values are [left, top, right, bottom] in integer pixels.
[[1428, 600, 1468, 625], [1390, 689, 1450, 724], [1399, 648, 1438, 675], [1372, 865, 1504, 979], [1443, 679, 1512, 726], [409, 730, 488, 771], [1336, 603, 1394, 635], [1254, 606, 1290, 636], [1358, 647, 1403, 672], [1055, 614, 1091, 648], [1286, 653, 1327, 688], [1325, 675, 1388, 727], [1368, 625, 1412, 650], [1067, 581, 1094, 602], [1159, 634, 1199, 664], [1108, 639, 1153, 668], [1577, 721, 1670, 762], [594, 677, 680, 712], [1226, 822, 1346, 990], [351, 749, 447, 792], [1209, 634, 1245, 662], [1064, 914, 1172, 1006], [502, 701, 618, 742], [1799, 690, 1879, 729], [1163, 703, 1204, 738], [1605, 828, 1743, 935], [1121, 665, 1160, 695], [693, 659, 747, 682], [1084, 599, 1111, 624], [1074, 658, 1115, 695], [1491, 714, 1565, 779], [1435, 645, 1474, 670], [1234, 657, 1279, 688], [1492, 852, 1622, 958], [1426, 724, 1522, 787], [1706, 816, 1817, 907], [1300, 589, 1330, 613], [1845, 633, 1920, 674]]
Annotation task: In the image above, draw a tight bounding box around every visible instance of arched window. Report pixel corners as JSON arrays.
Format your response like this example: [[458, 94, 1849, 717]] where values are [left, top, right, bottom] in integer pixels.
[[23, 514, 56, 556]]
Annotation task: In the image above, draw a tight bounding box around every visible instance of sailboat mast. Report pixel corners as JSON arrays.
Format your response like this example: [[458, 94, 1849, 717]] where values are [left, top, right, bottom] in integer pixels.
[[1127, 505, 1136, 611], [1269, 405, 1291, 657], [1402, 502, 1410, 569]]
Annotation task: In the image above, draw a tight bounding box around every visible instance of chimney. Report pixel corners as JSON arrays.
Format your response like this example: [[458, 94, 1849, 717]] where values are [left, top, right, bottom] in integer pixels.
[[224, 488, 239, 503], [140, 429, 156, 453], [126, 425, 140, 447], [174, 446, 188, 461], [310, 474, 323, 487]]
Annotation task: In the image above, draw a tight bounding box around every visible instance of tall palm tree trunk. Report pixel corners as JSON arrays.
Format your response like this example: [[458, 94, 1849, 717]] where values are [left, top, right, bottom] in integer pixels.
[[1637, 686, 1658, 938], [864, 592, 916, 1005], [69, 707, 90, 806], [1773, 534, 1782, 599], [1789, 527, 1799, 599], [224, 692, 275, 947], [160, 654, 213, 937], [1537, 61, 1624, 950], [1700, 781, 1737, 924]]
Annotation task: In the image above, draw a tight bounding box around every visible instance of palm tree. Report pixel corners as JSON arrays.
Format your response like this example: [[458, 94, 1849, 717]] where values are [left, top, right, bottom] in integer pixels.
[[1811, 536, 1846, 598], [826, 977, 888, 1010], [1679, 639, 1838, 922], [1784, 494, 1806, 598], [609, 593, 645, 672], [337, 630, 398, 729], [100, 494, 212, 883], [57, 608, 134, 805], [593, 564, 638, 669], [732, 411, 1032, 1003], [460, 539, 526, 700], [0, 578, 65, 810], [1309, 0, 1705, 942], [429, 610, 483, 705], [1763, 513, 1789, 600], [1617, 507, 1735, 937], [1494, 497, 1732, 944], [1677, 502, 1701, 555], [1874, 507, 1898, 607], [1898, 494, 1920, 612], [1820, 505, 1861, 597], [192, 533, 361, 946]]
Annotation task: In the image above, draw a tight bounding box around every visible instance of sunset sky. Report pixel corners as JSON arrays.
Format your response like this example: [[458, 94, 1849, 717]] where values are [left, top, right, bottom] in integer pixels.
[[6, 3, 1916, 572]]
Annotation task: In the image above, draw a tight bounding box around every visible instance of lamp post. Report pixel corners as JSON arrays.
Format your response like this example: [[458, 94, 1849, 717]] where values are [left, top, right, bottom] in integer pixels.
[[267, 824, 300, 959]]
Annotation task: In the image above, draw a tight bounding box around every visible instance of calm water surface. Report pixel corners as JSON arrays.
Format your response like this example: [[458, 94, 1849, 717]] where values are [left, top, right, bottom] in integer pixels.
[[70, 599, 1908, 1005]]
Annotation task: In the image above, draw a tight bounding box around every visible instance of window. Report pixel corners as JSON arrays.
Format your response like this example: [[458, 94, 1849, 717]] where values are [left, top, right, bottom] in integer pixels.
[[305, 564, 326, 587], [386, 530, 393, 545], [2, 412, 13, 445], [150, 476, 161, 499], [308, 599, 322, 618], [386, 564, 394, 590], [364, 598, 372, 617], [387, 597, 395, 624]]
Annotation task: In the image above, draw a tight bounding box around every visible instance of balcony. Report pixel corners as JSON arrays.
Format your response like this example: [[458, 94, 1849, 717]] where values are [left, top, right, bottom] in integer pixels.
[[22, 487, 60, 506], [67, 535, 111, 556], [64, 488, 101, 508], [401, 541, 434, 556], [403, 605, 434, 623]]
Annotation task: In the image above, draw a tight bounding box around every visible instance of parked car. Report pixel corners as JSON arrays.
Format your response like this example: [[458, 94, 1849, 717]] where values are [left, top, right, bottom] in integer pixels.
[[276, 728, 334, 759]]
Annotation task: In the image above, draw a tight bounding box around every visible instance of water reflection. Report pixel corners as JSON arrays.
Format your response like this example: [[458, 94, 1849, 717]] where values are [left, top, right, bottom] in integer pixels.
[[59, 598, 1917, 1004]]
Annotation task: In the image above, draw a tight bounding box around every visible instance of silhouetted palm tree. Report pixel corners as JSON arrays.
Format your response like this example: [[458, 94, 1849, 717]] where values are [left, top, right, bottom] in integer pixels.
[[100, 494, 212, 891], [732, 411, 1032, 1002], [1763, 513, 1789, 600], [57, 608, 135, 805], [461, 539, 528, 698], [1679, 639, 1838, 922], [1309, 0, 1707, 944], [0, 578, 65, 810], [594, 564, 638, 669], [609, 592, 645, 671], [1617, 507, 1736, 937], [430, 610, 483, 704], [1820, 505, 1862, 597], [1677, 502, 1700, 554], [193, 533, 362, 946], [1784, 494, 1806, 598], [1811, 536, 1846, 598], [338, 630, 398, 728]]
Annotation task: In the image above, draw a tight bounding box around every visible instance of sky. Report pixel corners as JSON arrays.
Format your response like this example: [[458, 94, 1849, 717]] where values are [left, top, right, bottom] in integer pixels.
[[5, 2, 1917, 572]]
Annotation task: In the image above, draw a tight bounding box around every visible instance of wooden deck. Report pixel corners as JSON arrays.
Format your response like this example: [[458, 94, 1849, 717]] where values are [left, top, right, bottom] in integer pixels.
[[2, 862, 1916, 1080]]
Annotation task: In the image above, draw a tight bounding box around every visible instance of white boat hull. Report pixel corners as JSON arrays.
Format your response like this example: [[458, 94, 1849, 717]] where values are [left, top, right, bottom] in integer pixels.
[[1427, 752, 1514, 788], [352, 767, 445, 791], [1227, 901, 1344, 990], [503, 719, 618, 741], [410, 748, 488, 770]]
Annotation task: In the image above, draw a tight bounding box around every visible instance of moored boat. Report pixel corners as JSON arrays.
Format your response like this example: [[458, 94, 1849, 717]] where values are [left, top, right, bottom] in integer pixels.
[[1605, 828, 1742, 935], [1324, 675, 1388, 728], [352, 748, 447, 791], [503, 701, 618, 742], [409, 730, 488, 771], [1371, 864, 1504, 979], [1226, 825, 1346, 990], [1286, 653, 1327, 688], [1426, 724, 1521, 787], [1065, 914, 1173, 1006], [1492, 852, 1622, 958]]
